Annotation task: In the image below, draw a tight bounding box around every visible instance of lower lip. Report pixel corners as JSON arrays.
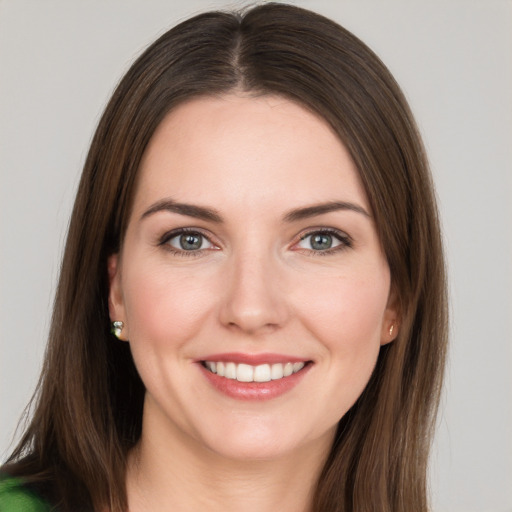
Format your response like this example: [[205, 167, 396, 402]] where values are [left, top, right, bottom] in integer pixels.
[[199, 363, 311, 401]]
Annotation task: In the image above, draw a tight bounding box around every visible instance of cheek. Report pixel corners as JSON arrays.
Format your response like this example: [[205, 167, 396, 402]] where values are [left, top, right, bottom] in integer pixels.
[[295, 266, 389, 366], [122, 261, 214, 347]]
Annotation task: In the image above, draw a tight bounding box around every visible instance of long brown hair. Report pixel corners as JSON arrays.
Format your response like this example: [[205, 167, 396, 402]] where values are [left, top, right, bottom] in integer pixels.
[[3, 4, 448, 511]]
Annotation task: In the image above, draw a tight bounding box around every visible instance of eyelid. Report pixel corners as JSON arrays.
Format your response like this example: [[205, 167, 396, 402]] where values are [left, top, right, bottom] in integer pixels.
[[158, 227, 220, 255], [291, 227, 353, 254], [157, 226, 352, 256]]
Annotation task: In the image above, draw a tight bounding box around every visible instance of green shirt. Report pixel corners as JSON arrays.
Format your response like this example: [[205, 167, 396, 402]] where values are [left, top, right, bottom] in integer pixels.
[[0, 475, 52, 512]]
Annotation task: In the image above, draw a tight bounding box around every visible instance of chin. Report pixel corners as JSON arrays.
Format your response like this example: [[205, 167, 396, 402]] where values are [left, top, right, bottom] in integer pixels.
[[195, 417, 335, 463]]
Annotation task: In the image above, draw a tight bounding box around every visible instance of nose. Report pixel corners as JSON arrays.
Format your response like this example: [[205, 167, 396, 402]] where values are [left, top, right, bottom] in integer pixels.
[[218, 249, 289, 335]]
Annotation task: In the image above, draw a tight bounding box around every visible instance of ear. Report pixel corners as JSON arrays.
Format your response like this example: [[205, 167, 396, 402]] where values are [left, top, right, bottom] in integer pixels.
[[108, 254, 129, 341], [380, 287, 400, 346]]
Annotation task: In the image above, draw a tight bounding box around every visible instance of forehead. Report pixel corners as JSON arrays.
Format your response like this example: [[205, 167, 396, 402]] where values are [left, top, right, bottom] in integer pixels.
[[134, 94, 369, 215]]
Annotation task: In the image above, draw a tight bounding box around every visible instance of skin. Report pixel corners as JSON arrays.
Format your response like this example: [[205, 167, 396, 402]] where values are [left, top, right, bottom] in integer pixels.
[[108, 94, 398, 511]]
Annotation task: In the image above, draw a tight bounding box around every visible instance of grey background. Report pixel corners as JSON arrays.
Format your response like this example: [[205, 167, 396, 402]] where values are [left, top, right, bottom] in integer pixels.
[[1, 1, 511, 511]]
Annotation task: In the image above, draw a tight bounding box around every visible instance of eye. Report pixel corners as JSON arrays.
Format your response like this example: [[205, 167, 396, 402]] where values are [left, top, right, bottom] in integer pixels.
[[161, 229, 216, 254], [295, 229, 351, 253]]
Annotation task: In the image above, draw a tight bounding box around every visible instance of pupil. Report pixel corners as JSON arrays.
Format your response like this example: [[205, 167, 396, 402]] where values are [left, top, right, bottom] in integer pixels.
[[180, 233, 201, 250], [311, 234, 332, 250]]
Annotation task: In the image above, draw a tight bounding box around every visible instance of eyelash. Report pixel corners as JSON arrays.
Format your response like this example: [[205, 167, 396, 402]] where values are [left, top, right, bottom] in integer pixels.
[[158, 227, 353, 257], [293, 228, 353, 256], [158, 228, 217, 257]]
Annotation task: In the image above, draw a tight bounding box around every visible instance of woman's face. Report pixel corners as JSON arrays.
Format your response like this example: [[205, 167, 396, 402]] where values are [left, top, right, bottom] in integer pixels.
[[109, 94, 398, 461]]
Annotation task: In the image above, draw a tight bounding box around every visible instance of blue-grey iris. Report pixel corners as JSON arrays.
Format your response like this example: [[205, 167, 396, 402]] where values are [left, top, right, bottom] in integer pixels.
[[311, 233, 333, 250], [180, 233, 202, 250]]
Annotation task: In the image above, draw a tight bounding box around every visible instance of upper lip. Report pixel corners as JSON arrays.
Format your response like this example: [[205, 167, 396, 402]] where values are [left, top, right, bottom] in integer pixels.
[[197, 352, 311, 365]]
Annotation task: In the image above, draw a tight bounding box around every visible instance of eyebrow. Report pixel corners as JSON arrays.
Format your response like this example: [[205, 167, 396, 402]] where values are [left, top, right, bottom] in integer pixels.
[[140, 199, 223, 223], [283, 201, 371, 222], [140, 198, 370, 224]]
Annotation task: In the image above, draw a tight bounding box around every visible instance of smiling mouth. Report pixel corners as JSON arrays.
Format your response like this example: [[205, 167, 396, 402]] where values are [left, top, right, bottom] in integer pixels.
[[201, 361, 309, 383]]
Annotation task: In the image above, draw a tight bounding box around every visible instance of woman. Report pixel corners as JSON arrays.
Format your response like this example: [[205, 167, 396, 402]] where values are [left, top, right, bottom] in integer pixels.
[[0, 3, 447, 511]]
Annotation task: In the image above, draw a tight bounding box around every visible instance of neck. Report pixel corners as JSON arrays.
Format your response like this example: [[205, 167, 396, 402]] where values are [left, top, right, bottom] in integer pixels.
[[126, 405, 333, 512]]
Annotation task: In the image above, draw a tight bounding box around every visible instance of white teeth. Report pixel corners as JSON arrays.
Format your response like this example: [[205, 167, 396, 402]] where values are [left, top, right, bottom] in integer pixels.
[[237, 363, 254, 382], [203, 360, 306, 382], [293, 362, 305, 373], [253, 364, 271, 382], [271, 363, 284, 380], [283, 362, 294, 377], [225, 362, 237, 379]]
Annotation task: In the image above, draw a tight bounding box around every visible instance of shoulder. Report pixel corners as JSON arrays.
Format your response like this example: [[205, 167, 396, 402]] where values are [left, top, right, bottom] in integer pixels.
[[0, 474, 52, 512]]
